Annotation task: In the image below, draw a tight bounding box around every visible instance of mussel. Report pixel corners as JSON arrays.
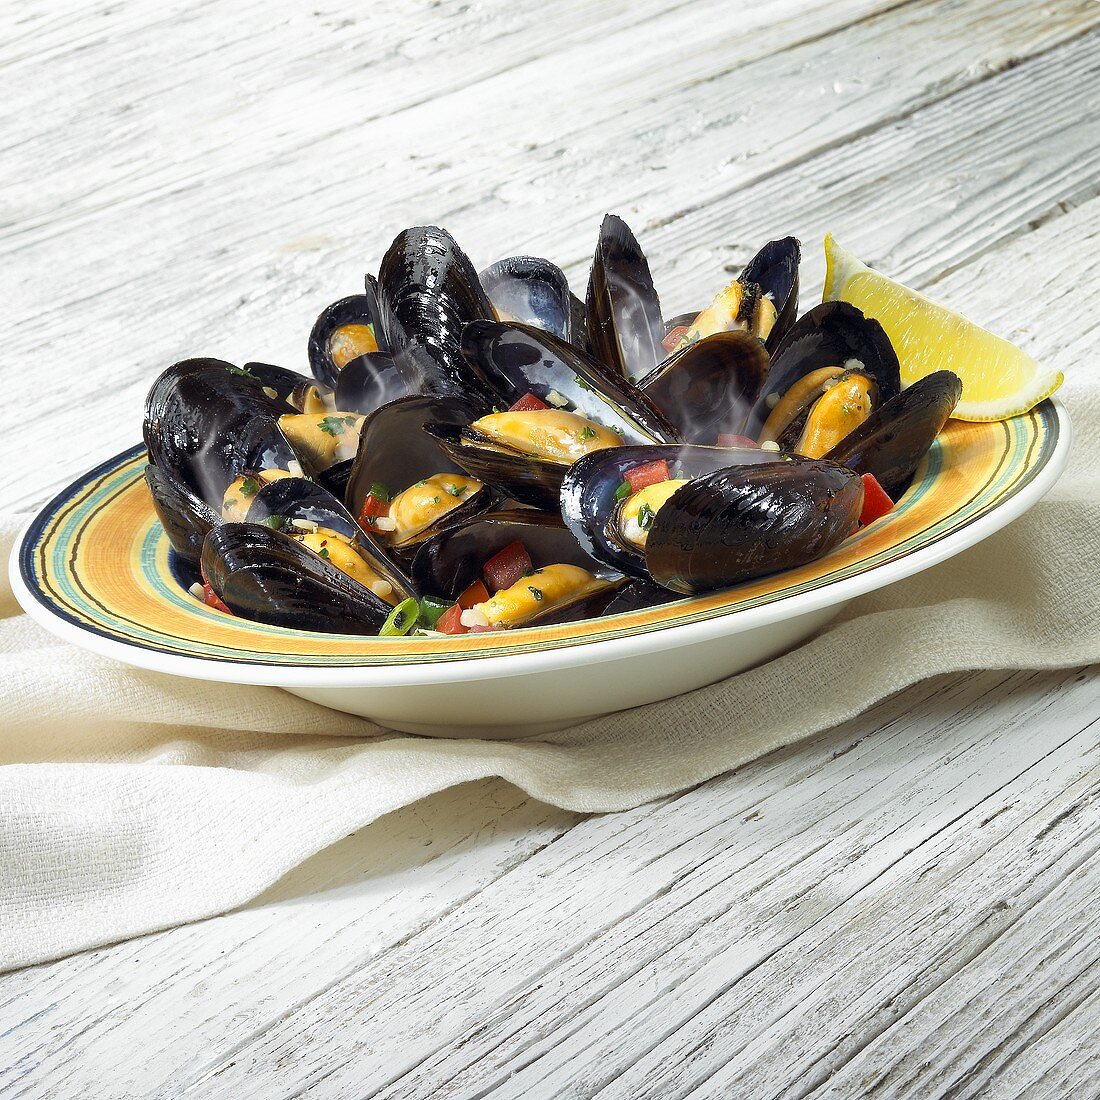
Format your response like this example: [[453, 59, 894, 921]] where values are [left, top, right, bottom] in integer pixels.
[[426, 320, 681, 509], [307, 288, 387, 390], [480, 256, 572, 343], [144, 464, 218, 567], [376, 226, 496, 399], [825, 369, 963, 495], [201, 522, 409, 634], [143, 358, 307, 508], [741, 301, 901, 454], [411, 510, 625, 629], [561, 444, 863, 594], [638, 330, 770, 444], [586, 214, 666, 382], [241, 362, 331, 413], [345, 394, 495, 558]]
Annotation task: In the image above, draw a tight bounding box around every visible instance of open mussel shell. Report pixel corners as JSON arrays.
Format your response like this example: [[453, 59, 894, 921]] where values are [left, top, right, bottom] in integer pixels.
[[560, 444, 780, 579], [307, 291, 387, 390], [432, 320, 680, 510], [645, 458, 864, 594], [201, 523, 404, 634], [585, 213, 665, 382], [741, 301, 901, 441], [346, 394, 496, 557], [481, 256, 572, 343], [825, 370, 963, 496], [638, 330, 769, 443], [411, 510, 626, 626], [144, 358, 305, 506], [145, 464, 219, 567], [376, 226, 497, 400], [600, 578, 683, 616], [332, 351, 409, 416], [739, 237, 801, 352]]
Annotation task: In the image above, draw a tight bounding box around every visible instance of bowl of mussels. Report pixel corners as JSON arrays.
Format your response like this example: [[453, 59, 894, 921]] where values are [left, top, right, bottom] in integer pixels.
[[12, 217, 1069, 736]]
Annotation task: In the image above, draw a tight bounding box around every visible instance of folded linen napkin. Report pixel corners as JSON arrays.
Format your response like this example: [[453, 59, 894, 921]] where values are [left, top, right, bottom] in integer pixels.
[[1, 369, 1096, 973]]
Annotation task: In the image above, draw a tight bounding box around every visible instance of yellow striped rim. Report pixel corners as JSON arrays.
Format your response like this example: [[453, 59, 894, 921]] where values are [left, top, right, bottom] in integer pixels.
[[20, 406, 1057, 665]]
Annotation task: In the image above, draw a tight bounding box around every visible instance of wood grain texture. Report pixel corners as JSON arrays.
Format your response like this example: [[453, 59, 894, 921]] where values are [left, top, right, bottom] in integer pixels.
[[1, 0, 1098, 1096]]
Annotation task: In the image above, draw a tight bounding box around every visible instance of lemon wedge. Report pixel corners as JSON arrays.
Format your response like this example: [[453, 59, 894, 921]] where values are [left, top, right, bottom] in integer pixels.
[[822, 234, 1062, 421]]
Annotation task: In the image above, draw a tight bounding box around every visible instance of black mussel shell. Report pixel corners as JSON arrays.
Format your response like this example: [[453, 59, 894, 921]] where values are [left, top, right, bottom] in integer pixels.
[[243, 476, 414, 596], [411, 510, 625, 626], [460, 320, 680, 443], [600, 578, 683, 617], [739, 237, 801, 352], [145, 464, 218, 566], [346, 394, 496, 555], [585, 214, 665, 382], [480, 256, 572, 343], [242, 362, 328, 411], [743, 302, 901, 440], [333, 352, 410, 416], [201, 523, 402, 634], [144, 358, 303, 506], [646, 459, 864, 594], [639, 330, 770, 443], [560, 444, 780, 578], [376, 226, 496, 400], [307, 293, 387, 390], [825, 370, 963, 496]]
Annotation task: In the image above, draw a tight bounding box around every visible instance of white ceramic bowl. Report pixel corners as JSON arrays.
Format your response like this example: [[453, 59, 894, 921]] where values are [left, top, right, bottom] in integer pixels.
[[12, 399, 1069, 737]]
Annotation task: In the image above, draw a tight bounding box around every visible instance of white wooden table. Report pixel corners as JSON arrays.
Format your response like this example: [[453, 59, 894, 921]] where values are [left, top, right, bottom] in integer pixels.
[[2, 2, 1099, 1096]]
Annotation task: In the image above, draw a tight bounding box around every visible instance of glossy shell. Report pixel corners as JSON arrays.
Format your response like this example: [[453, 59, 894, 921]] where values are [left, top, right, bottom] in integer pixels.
[[307, 293, 386, 390], [332, 351, 410, 416], [144, 464, 218, 567], [560, 444, 780, 578], [201, 522, 404, 634], [825, 370, 963, 495], [376, 225, 496, 399], [739, 236, 801, 352], [480, 256, 572, 343], [639, 330, 769, 443], [143, 358, 303, 506], [585, 214, 665, 382], [742, 301, 900, 440]]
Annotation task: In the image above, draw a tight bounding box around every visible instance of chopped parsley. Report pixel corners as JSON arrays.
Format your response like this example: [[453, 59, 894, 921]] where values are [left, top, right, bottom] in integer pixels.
[[445, 483, 465, 497], [614, 480, 632, 501], [318, 546, 330, 559], [369, 481, 391, 503], [262, 514, 285, 530], [225, 364, 253, 377], [637, 502, 656, 530], [577, 425, 598, 442], [574, 375, 592, 391], [318, 415, 356, 437], [528, 586, 544, 602], [239, 476, 260, 497], [431, 495, 441, 505], [415, 479, 428, 487]]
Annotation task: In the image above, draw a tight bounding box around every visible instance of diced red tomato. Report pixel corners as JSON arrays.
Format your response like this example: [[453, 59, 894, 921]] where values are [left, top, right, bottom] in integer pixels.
[[859, 473, 894, 526], [715, 433, 759, 448], [662, 325, 691, 353], [483, 540, 533, 593], [357, 493, 390, 529], [458, 580, 490, 609], [508, 391, 549, 412], [202, 583, 232, 615], [624, 459, 671, 494], [436, 603, 467, 635]]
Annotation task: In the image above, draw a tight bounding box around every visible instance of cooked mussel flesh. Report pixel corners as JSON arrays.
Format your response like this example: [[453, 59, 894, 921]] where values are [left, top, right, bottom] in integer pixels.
[[307, 292, 386, 390]]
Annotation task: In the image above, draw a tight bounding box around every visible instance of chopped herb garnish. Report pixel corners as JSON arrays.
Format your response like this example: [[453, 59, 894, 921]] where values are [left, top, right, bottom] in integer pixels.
[[446, 483, 464, 497], [432, 495, 441, 505], [610, 424, 625, 436], [225, 364, 253, 377], [239, 476, 260, 497], [637, 503, 656, 530], [262, 514, 285, 529], [318, 415, 351, 437], [369, 481, 391, 503], [614, 480, 632, 501], [577, 425, 597, 442], [318, 546, 330, 559], [528, 586, 544, 601], [574, 375, 592, 391], [415, 479, 428, 487]]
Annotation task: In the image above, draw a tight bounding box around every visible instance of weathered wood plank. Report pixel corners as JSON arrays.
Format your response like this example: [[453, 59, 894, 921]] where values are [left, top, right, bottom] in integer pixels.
[[2, 0, 1097, 511], [178, 669, 1098, 1099]]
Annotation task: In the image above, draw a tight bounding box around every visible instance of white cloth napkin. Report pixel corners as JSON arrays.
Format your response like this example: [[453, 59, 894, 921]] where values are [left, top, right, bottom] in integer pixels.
[[1, 370, 1096, 973]]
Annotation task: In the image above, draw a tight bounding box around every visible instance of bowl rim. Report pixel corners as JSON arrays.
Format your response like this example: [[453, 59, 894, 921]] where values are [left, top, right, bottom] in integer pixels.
[[10, 398, 1071, 688]]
